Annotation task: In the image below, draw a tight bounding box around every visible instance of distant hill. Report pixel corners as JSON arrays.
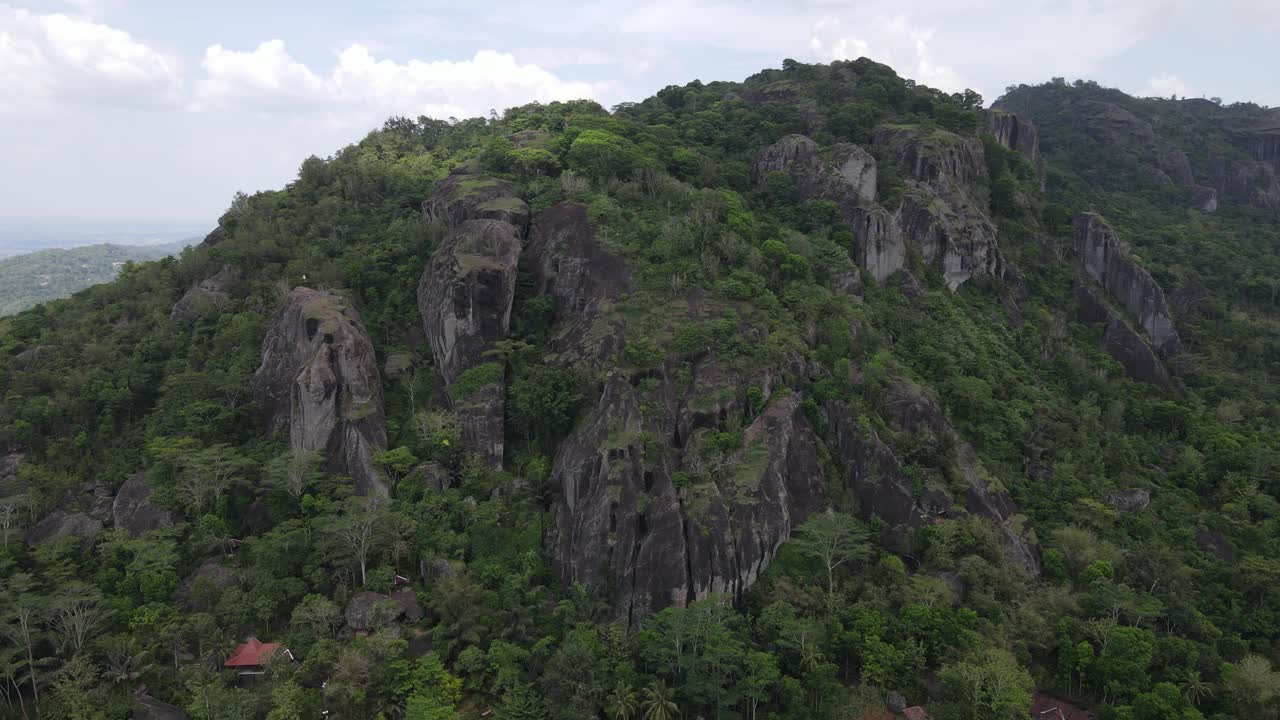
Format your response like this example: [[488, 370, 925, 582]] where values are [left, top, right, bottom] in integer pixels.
[[0, 240, 192, 316]]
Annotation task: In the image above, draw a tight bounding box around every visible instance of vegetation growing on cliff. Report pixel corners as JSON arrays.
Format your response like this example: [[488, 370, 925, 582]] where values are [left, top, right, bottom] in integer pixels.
[[0, 58, 1278, 720]]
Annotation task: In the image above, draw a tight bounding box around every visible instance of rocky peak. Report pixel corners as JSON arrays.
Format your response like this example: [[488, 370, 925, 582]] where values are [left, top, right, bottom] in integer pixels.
[[252, 287, 388, 495], [1072, 213, 1180, 354], [872, 125, 985, 200]]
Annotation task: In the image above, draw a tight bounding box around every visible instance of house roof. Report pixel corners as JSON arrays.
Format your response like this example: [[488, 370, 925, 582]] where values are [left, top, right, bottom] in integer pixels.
[[225, 637, 283, 667]]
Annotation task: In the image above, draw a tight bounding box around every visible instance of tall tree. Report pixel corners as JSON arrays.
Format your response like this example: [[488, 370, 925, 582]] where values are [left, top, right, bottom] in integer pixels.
[[791, 512, 870, 595]]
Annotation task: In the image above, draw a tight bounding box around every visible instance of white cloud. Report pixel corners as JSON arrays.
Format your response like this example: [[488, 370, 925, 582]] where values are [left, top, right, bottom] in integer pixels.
[[0, 4, 181, 110], [194, 41, 607, 123], [808, 14, 964, 93], [1139, 73, 1191, 99]]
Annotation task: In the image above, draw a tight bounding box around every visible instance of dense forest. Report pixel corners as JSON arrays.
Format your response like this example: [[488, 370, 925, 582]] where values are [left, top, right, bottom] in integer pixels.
[[1, 58, 1279, 720], [0, 242, 192, 317]]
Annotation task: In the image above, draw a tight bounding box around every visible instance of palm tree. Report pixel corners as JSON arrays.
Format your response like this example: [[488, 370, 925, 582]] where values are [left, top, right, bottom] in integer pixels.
[[642, 681, 679, 720], [1182, 670, 1214, 706], [606, 681, 639, 720]]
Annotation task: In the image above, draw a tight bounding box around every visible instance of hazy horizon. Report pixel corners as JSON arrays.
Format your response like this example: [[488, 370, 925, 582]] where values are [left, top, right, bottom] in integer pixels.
[[0, 217, 208, 258]]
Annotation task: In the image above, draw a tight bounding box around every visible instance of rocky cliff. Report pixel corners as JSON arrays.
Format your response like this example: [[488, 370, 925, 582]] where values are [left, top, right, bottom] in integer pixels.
[[252, 287, 388, 495], [417, 171, 528, 468], [1072, 213, 1180, 354]]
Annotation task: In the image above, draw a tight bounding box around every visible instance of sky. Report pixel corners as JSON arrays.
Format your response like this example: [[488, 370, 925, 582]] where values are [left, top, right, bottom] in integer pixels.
[[2, 0, 1278, 234]]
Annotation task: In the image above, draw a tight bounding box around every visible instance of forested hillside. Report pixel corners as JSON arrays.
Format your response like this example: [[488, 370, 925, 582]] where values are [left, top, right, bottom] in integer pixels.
[[1, 58, 1277, 720], [0, 242, 192, 317]]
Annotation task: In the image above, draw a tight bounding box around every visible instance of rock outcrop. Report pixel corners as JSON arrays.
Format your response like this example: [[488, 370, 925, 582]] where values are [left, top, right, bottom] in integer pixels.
[[873, 126, 1007, 289], [1073, 213, 1180, 354], [1190, 185, 1219, 212], [897, 191, 1004, 291], [752, 134, 877, 210], [981, 109, 1042, 168], [112, 473, 178, 537], [346, 589, 423, 632], [1073, 282, 1171, 387], [253, 288, 388, 495], [1108, 488, 1151, 512], [852, 207, 906, 283], [133, 693, 188, 720], [422, 173, 530, 230], [170, 267, 231, 323], [174, 558, 239, 611], [878, 380, 1041, 577], [549, 366, 827, 624], [523, 203, 631, 363], [26, 509, 102, 546], [418, 174, 528, 467]]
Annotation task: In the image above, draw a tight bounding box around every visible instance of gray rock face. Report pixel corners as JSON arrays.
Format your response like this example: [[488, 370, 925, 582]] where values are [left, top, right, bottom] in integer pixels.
[[981, 109, 1042, 167], [253, 288, 388, 495], [346, 590, 419, 632], [418, 218, 521, 468], [1108, 488, 1151, 512], [550, 369, 826, 624], [26, 509, 102, 546], [897, 192, 1004, 291], [524, 203, 631, 363], [752, 134, 878, 209], [1, 451, 22, 485], [872, 126, 986, 201], [174, 558, 239, 611], [1196, 529, 1235, 564], [824, 401, 923, 529], [170, 267, 231, 323], [1073, 282, 1171, 387], [133, 693, 188, 720], [1190, 185, 1219, 212], [873, 127, 1007, 290], [1205, 149, 1280, 209], [422, 173, 530, 230], [852, 207, 906, 283], [1073, 213, 1180, 354], [112, 473, 178, 537]]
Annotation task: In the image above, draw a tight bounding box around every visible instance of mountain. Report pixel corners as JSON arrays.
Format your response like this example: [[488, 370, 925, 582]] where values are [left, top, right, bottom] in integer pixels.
[[0, 240, 194, 316], [1, 59, 1278, 720]]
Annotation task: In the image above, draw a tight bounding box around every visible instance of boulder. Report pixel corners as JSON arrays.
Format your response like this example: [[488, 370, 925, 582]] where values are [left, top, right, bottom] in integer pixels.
[[422, 172, 529, 230], [1074, 282, 1170, 387], [170, 267, 231, 323], [112, 473, 178, 537], [416, 462, 452, 492], [1073, 214, 1180, 354], [1108, 488, 1151, 513], [0, 451, 21, 485], [26, 509, 102, 546], [1196, 529, 1236, 564], [174, 559, 239, 611], [133, 693, 188, 720], [887, 690, 908, 714], [345, 591, 406, 632], [392, 588, 425, 622], [252, 288, 388, 495]]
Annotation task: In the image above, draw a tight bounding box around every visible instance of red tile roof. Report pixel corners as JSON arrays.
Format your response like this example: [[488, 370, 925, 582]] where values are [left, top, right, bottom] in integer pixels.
[[225, 637, 283, 668]]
